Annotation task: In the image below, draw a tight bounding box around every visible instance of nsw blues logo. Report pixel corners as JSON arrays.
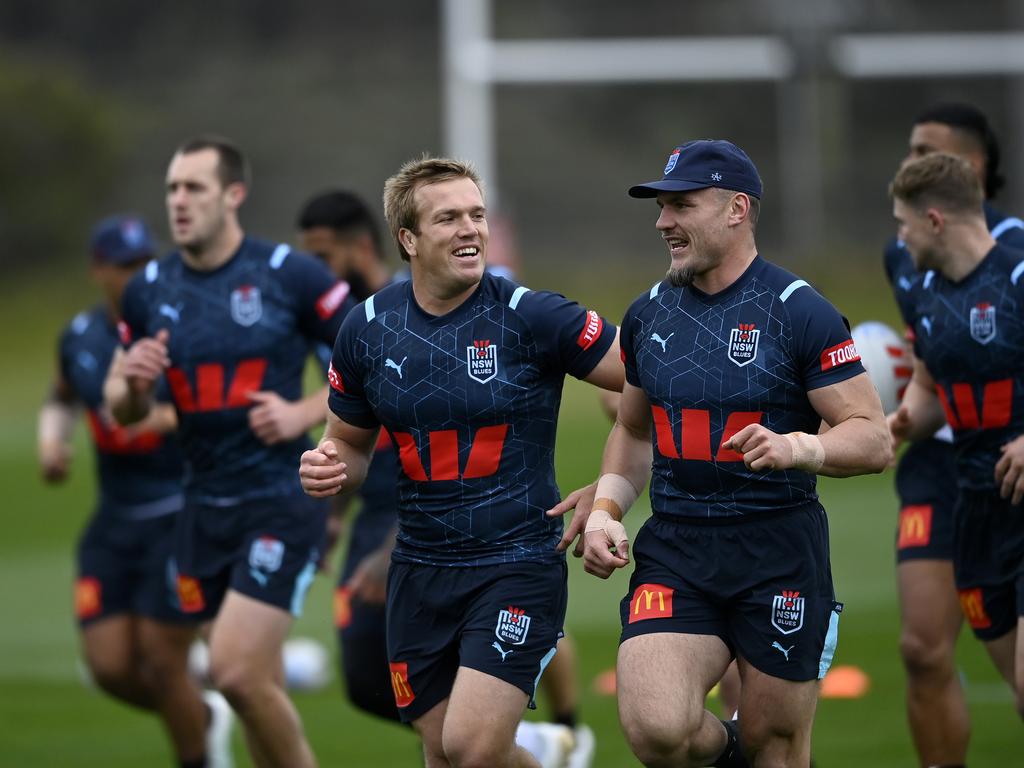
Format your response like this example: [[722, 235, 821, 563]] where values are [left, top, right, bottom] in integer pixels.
[[248, 536, 284, 587], [467, 339, 498, 383], [969, 302, 996, 344], [495, 605, 531, 646], [664, 148, 681, 174], [727, 323, 760, 367], [771, 590, 804, 635], [230, 285, 262, 327]]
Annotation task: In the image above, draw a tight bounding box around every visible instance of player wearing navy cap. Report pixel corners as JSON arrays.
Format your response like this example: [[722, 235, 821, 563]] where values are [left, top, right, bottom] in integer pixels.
[[106, 137, 355, 768], [39, 215, 232, 768], [883, 103, 1024, 768], [577, 140, 889, 767], [299, 156, 622, 768], [890, 153, 1024, 725]]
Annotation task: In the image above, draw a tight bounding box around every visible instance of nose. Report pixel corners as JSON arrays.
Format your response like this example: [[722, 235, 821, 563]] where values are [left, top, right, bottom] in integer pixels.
[[656, 207, 674, 231]]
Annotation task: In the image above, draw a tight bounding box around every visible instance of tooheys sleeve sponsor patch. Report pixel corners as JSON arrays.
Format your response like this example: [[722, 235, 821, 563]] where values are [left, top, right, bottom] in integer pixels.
[[820, 339, 860, 371], [117, 320, 132, 345], [577, 310, 604, 350], [327, 362, 344, 393], [315, 281, 351, 320]]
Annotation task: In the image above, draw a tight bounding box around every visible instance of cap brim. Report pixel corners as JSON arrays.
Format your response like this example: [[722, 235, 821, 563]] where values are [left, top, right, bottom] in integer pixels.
[[627, 179, 712, 198]]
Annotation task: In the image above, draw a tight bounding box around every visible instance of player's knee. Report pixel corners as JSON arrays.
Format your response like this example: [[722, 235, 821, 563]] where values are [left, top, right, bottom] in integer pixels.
[[442, 728, 514, 768], [620, 715, 693, 767], [898, 629, 953, 676], [208, 656, 262, 708], [85, 649, 139, 698]]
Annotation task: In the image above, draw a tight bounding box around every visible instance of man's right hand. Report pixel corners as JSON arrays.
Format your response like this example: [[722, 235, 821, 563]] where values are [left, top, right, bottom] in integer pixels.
[[582, 509, 630, 579], [121, 329, 171, 395], [299, 440, 348, 497], [887, 404, 913, 454]]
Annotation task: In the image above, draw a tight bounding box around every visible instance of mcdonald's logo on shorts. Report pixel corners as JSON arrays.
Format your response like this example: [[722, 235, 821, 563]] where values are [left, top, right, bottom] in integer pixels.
[[958, 587, 992, 630], [75, 577, 102, 620], [897, 504, 933, 549], [389, 661, 415, 708], [628, 583, 674, 624], [176, 574, 206, 614]]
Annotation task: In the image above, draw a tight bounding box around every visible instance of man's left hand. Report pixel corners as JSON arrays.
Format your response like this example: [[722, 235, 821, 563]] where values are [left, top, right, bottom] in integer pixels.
[[995, 434, 1024, 505], [546, 481, 597, 557], [248, 391, 307, 445]]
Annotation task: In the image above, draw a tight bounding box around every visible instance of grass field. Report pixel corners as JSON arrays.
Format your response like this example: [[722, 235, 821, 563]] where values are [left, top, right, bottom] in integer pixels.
[[1, 266, 1021, 766]]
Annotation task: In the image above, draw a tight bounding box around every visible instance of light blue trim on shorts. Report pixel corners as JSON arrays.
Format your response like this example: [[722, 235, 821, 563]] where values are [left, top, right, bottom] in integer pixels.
[[817, 606, 841, 679], [531, 646, 559, 706], [289, 557, 318, 617]]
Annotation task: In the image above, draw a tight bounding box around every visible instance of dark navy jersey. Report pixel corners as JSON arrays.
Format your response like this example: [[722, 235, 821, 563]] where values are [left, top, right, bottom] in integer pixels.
[[327, 272, 616, 567], [59, 305, 183, 518], [906, 244, 1024, 492], [621, 256, 865, 520], [885, 202, 1024, 329], [121, 237, 354, 504]]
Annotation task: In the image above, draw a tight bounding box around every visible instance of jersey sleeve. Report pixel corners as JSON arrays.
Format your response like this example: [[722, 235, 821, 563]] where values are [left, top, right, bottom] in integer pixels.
[[516, 290, 616, 379], [279, 251, 357, 347], [784, 285, 866, 391], [326, 307, 379, 429], [619, 294, 646, 388], [995, 220, 1024, 250], [118, 272, 149, 348]]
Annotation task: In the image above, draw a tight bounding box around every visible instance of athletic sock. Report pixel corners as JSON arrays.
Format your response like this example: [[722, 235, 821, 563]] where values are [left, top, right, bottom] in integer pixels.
[[554, 711, 577, 730], [179, 759, 206, 768], [711, 718, 750, 768]]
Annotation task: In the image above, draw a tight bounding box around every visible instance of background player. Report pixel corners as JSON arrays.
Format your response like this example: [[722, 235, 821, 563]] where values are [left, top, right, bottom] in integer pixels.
[[298, 156, 622, 768], [105, 137, 355, 768], [883, 102, 1024, 767], [576, 140, 889, 767], [38, 214, 232, 768], [889, 152, 1024, 723]]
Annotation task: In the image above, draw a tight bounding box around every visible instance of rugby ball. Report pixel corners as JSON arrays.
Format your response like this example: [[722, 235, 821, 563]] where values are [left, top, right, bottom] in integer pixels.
[[283, 636, 331, 691], [850, 321, 912, 414]]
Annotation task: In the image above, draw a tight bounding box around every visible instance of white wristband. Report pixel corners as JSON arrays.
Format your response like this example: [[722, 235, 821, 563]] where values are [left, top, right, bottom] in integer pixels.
[[593, 472, 641, 519], [784, 431, 825, 473]]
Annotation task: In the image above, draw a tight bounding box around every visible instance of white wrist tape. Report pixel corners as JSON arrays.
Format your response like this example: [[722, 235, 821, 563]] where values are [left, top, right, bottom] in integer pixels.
[[784, 431, 825, 473], [590, 473, 641, 521]]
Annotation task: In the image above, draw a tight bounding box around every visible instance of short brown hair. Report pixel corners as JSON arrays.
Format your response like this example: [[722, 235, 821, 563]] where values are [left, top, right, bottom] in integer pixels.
[[889, 153, 983, 213], [382, 156, 483, 262], [175, 135, 250, 189]]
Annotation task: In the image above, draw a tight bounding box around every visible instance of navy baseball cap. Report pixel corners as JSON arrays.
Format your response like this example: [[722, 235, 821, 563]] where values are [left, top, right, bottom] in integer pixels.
[[90, 215, 155, 264], [628, 139, 763, 200]]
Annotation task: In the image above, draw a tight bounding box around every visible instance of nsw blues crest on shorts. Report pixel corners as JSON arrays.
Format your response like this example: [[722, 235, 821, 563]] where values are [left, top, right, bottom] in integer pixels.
[[495, 605, 531, 645], [771, 591, 804, 635]]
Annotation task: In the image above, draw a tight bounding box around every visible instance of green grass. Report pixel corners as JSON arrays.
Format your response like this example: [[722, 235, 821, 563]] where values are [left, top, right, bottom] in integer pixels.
[[1, 269, 1021, 766]]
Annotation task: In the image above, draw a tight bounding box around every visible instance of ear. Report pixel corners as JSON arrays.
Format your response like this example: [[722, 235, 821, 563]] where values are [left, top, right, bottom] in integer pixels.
[[728, 193, 751, 226], [926, 207, 945, 233], [399, 227, 417, 258], [224, 182, 247, 210]]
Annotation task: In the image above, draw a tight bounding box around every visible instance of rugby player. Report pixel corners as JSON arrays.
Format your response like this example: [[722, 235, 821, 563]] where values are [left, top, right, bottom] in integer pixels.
[[105, 137, 355, 768], [890, 152, 1024, 725], [580, 140, 889, 767], [883, 103, 1024, 768], [298, 156, 622, 768], [39, 215, 232, 768]]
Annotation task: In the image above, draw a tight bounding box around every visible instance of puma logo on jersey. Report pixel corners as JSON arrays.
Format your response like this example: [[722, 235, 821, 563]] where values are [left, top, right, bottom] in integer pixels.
[[491, 641, 513, 662], [159, 303, 183, 323], [921, 316, 933, 335], [385, 356, 407, 379], [651, 332, 674, 353], [771, 641, 794, 661]]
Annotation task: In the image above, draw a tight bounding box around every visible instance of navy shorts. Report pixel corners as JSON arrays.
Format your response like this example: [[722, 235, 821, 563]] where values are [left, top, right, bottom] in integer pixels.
[[953, 489, 1024, 641], [894, 438, 957, 563], [386, 560, 568, 723], [170, 494, 328, 621], [620, 505, 842, 682], [75, 511, 187, 626], [334, 514, 400, 722]]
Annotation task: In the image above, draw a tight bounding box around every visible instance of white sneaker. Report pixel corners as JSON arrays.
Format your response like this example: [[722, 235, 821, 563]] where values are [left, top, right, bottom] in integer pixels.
[[567, 724, 595, 768], [202, 689, 235, 768], [515, 721, 575, 768]]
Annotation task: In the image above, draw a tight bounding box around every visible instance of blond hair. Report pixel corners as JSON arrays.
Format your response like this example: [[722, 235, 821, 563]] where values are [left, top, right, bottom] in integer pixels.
[[890, 153, 984, 213], [382, 156, 483, 262]]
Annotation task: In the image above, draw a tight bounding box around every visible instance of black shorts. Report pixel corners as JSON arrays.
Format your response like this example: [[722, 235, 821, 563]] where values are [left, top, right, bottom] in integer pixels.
[[620, 505, 842, 683], [171, 494, 328, 621], [895, 439, 957, 563], [386, 560, 568, 723], [75, 512, 187, 626], [953, 489, 1024, 641]]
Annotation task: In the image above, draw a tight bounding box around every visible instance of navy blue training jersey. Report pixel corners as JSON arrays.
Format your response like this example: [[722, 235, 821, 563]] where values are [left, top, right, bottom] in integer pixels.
[[906, 244, 1024, 492], [885, 202, 1024, 329], [327, 273, 616, 567], [121, 238, 354, 504], [59, 305, 183, 518], [622, 256, 865, 519]]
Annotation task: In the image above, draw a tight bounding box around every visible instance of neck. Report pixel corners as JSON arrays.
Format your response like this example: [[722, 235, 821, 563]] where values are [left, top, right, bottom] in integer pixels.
[[692, 243, 758, 295], [181, 221, 244, 271], [938, 218, 996, 282], [410, 271, 480, 317]]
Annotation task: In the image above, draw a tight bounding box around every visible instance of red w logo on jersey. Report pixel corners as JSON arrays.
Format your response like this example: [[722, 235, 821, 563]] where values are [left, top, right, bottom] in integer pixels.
[[167, 359, 267, 413], [391, 425, 508, 481]]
